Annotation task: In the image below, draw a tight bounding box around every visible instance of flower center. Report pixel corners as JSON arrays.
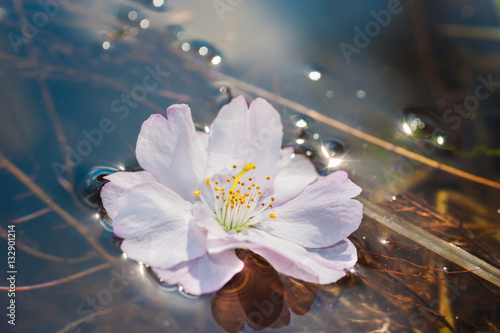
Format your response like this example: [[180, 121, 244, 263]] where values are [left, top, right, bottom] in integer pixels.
[[194, 163, 276, 232]]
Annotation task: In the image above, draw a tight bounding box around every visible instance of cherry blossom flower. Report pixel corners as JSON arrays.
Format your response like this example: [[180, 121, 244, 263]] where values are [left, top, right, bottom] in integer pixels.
[[101, 96, 363, 295]]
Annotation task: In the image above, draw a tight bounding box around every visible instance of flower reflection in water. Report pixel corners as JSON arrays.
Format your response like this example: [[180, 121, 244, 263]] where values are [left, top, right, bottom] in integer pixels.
[[211, 250, 318, 333]]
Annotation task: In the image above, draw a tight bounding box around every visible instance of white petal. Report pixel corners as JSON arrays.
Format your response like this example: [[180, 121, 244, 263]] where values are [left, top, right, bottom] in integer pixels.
[[154, 251, 244, 295], [101, 171, 156, 220], [207, 229, 355, 284], [264, 147, 318, 203], [136, 105, 207, 202], [192, 202, 228, 239], [208, 96, 283, 190], [256, 171, 363, 248], [114, 182, 206, 269], [197, 131, 209, 151]]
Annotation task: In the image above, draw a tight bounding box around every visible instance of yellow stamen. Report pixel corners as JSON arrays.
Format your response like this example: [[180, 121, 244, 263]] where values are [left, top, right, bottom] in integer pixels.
[[215, 181, 219, 185], [269, 204, 273, 208], [194, 190, 201, 197], [266, 176, 271, 180], [248, 177, 253, 181], [226, 178, 231, 183], [233, 165, 237, 169], [269, 213, 277, 219], [270, 197, 275, 201], [206, 178, 210, 186], [226, 163, 256, 206]]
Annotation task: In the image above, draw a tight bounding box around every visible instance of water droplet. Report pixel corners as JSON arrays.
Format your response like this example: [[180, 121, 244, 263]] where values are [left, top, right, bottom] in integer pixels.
[[325, 90, 334, 98], [355, 90, 366, 99], [295, 129, 309, 145], [308, 70, 322, 81], [431, 128, 456, 150], [194, 123, 211, 134], [298, 145, 316, 160], [289, 113, 313, 129], [400, 107, 438, 139], [211, 81, 234, 107], [181, 40, 222, 67], [305, 65, 323, 81]]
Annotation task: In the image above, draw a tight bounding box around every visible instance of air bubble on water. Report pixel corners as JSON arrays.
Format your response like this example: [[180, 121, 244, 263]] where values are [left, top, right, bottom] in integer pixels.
[[98, 215, 113, 232], [323, 138, 347, 156], [80, 166, 119, 207], [295, 129, 309, 145], [289, 113, 313, 129], [400, 107, 439, 139], [305, 65, 323, 81], [298, 145, 316, 160], [431, 128, 456, 150]]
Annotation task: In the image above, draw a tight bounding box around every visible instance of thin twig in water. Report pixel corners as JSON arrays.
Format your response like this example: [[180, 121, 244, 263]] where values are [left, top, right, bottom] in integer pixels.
[[218, 73, 500, 190], [0, 153, 116, 262], [0, 263, 111, 291]]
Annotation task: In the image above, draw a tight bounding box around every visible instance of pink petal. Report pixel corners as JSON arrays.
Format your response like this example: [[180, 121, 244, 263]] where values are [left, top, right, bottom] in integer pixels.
[[197, 131, 209, 151], [256, 171, 362, 248], [136, 105, 207, 202], [114, 181, 206, 269], [208, 96, 283, 191], [264, 147, 318, 203], [101, 171, 156, 220], [154, 250, 244, 295], [207, 229, 356, 284], [192, 202, 228, 239]]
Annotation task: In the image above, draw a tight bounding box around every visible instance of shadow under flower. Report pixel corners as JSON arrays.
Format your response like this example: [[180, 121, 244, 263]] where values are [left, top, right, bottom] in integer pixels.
[[211, 250, 318, 333]]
